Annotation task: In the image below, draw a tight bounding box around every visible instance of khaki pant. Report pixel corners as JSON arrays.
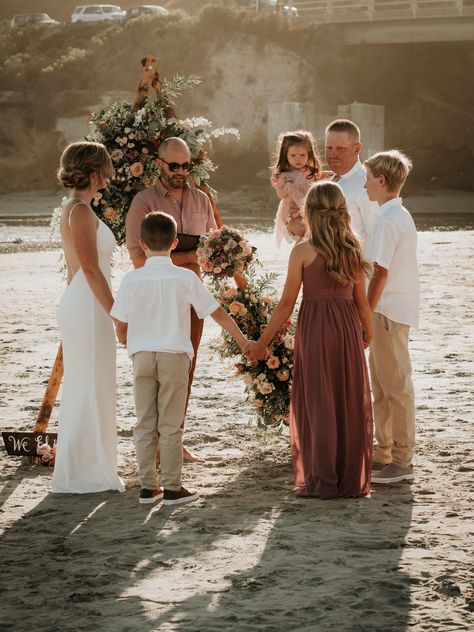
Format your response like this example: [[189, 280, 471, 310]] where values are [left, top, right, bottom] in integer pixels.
[[369, 313, 416, 468], [133, 351, 190, 490]]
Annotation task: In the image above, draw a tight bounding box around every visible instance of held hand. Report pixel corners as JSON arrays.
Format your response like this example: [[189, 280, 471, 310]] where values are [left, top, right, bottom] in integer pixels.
[[240, 338, 252, 359], [247, 340, 266, 362]]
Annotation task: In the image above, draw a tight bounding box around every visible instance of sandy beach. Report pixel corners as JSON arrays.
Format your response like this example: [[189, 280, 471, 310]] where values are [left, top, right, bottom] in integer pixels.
[[0, 222, 473, 631]]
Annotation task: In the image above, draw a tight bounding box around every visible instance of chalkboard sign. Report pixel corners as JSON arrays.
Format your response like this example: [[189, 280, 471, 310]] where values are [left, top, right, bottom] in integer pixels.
[[2, 431, 57, 456]]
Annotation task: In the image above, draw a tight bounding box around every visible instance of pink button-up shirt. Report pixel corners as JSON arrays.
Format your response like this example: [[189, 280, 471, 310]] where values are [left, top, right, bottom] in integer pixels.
[[126, 178, 217, 260]]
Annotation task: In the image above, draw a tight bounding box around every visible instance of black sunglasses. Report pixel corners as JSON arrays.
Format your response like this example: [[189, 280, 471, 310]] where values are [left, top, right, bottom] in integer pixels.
[[161, 159, 192, 173]]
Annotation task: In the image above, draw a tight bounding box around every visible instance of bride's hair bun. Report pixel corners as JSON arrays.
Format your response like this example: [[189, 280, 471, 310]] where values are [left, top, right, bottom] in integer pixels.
[[57, 141, 113, 190], [57, 167, 91, 189]]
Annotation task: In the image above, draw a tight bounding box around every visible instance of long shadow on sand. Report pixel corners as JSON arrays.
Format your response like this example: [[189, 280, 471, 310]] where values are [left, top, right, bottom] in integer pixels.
[[0, 456, 413, 632]]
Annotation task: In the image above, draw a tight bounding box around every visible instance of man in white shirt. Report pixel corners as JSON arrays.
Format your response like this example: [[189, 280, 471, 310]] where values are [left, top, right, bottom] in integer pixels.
[[325, 119, 380, 257], [364, 150, 420, 485], [112, 212, 249, 506]]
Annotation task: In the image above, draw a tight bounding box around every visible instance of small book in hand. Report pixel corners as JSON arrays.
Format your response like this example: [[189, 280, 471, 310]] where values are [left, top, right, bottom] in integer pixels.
[[174, 233, 202, 252]]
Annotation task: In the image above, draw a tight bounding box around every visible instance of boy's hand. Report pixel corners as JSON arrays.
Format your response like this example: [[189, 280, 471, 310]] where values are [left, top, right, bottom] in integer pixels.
[[115, 321, 127, 346]]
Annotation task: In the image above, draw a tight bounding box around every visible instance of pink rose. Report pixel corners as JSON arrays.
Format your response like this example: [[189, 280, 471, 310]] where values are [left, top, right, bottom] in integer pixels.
[[253, 398, 264, 408], [129, 162, 144, 177], [110, 149, 123, 162], [283, 334, 295, 350], [242, 373, 254, 386]]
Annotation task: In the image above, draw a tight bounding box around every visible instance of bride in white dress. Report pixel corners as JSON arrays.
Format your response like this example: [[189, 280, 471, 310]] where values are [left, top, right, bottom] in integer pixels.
[[52, 141, 124, 493]]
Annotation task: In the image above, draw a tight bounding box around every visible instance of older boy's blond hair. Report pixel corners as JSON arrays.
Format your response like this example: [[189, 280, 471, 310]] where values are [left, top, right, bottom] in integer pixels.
[[364, 150, 412, 192]]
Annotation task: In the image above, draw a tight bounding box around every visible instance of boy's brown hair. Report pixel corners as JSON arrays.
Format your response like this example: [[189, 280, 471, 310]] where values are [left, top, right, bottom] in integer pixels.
[[364, 150, 413, 192], [140, 211, 177, 251]]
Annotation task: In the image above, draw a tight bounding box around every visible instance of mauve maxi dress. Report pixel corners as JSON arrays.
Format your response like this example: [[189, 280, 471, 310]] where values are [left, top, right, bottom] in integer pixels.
[[290, 254, 373, 498]]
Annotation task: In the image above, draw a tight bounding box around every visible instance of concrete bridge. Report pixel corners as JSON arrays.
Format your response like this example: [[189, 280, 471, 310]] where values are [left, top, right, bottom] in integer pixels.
[[293, 0, 474, 42]]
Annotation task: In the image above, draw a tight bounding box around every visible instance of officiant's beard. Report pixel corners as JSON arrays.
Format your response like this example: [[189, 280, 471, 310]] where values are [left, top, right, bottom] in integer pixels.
[[161, 172, 186, 189]]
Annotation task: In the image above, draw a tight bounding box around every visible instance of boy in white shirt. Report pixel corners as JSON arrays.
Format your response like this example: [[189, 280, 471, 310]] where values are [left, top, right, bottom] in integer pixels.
[[364, 150, 420, 484], [111, 212, 249, 505]]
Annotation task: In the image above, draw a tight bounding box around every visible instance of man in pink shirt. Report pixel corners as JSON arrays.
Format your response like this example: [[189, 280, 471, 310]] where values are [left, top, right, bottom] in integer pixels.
[[126, 137, 217, 462]]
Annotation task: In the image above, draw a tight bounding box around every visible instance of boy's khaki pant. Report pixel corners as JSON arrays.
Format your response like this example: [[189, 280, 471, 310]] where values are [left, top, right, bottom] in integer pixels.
[[133, 351, 190, 491], [369, 313, 416, 469]]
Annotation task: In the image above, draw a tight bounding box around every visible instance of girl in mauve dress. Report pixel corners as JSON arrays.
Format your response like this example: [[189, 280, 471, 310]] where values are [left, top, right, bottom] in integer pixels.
[[250, 181, 373, 499]]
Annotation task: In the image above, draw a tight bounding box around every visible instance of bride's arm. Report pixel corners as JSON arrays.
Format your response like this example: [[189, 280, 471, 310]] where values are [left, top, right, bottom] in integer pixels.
[[69, 204, 115, 314]]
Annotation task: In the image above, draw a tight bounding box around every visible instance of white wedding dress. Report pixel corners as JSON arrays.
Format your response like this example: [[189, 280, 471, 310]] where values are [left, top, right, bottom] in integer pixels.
[[52, 217, 124, 494]]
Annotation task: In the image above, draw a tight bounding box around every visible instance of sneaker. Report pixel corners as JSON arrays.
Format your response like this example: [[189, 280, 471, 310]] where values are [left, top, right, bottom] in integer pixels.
[[371, 461, 388, 471], [139, 488, 163, 505], [371, 464, 415, 484], [163, 487, 200, 506]]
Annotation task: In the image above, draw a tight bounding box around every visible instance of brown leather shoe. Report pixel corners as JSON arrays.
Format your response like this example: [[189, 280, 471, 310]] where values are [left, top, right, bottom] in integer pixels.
[[163, 487, 200, 506], [139, 488, 163, 505]]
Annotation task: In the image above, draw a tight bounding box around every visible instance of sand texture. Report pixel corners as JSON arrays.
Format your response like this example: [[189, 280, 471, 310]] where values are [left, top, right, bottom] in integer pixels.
[[0, 228, 473, 632]]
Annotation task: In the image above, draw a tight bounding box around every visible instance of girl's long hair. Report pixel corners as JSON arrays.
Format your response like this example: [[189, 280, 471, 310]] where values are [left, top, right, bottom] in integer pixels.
[[272, 130, 321, 179], [304, 182, 372, 286]]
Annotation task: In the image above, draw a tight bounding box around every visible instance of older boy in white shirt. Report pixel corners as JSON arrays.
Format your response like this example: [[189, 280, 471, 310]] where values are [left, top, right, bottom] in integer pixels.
[[364, 150, 420, 484], [112, 212, 249, 505]]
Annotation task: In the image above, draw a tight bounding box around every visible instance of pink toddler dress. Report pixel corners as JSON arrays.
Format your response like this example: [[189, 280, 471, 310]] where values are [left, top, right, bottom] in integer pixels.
[[273, 169, 318, 246]]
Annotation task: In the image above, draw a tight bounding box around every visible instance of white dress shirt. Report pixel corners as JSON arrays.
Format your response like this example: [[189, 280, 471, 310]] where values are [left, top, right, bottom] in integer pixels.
[[369, 197, 420, 328], [334, 160, 380, 257], [111, 256, 219, 358]]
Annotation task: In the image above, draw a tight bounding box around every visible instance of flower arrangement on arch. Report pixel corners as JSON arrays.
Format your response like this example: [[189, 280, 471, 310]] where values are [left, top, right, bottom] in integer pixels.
[[88, 75, 239, 245], [196, 225, 256, 280]]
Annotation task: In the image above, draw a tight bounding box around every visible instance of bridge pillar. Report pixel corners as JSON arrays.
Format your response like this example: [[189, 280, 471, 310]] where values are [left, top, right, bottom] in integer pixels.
[[337, 102, 385, 160]]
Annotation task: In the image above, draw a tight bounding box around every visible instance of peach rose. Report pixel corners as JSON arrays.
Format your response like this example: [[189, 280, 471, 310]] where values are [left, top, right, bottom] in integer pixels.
[[229, 301, 247, 315], [276, 370, 290, 381], [257, 381, 274, 395], [103, 207, 120, 221], [224, 287, 237, 300], [129, 162, 144, 177], [253, 398, 264, 408], [267, 356, 280, 370], [283, 334, 295, 350], [242, 373, 254, 386]]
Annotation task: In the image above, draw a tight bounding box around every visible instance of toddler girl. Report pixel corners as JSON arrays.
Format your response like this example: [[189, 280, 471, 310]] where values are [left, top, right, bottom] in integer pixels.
[[271, 130, 325, 246]]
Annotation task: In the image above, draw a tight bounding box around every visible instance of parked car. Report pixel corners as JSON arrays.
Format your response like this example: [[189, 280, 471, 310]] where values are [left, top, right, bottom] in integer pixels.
[[125, 5, 169, 20], [11, 13, 60, 28], [71, 5, 126, 23]]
